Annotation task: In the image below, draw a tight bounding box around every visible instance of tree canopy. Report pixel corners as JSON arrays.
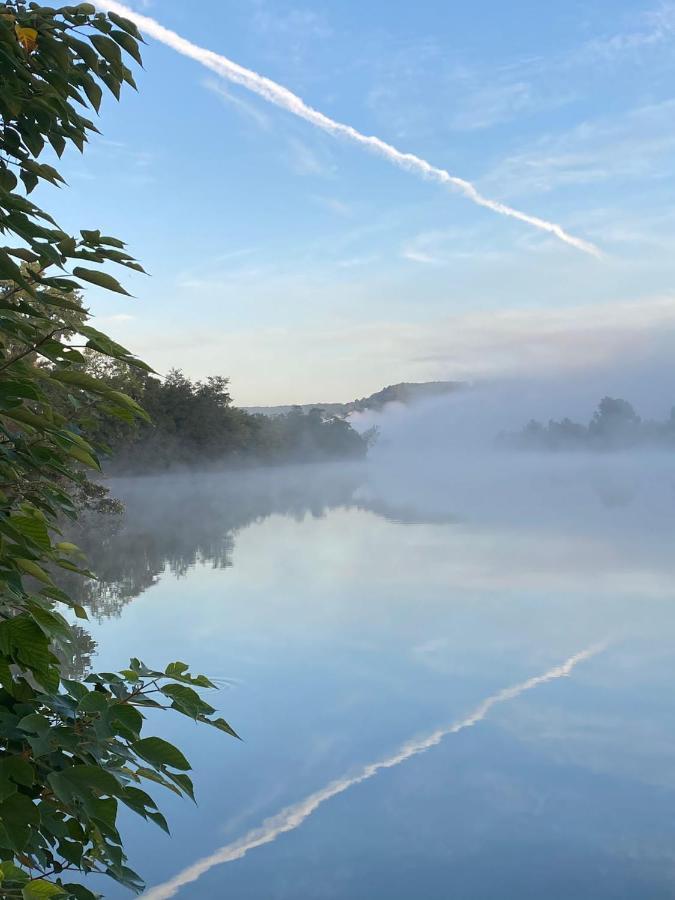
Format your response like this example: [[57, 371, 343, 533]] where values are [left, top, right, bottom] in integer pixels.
[[79, 362, 371, 473]]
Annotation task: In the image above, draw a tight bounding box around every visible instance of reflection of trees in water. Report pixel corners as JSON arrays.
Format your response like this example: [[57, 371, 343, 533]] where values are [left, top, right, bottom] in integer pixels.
[[65, 465, 371, 620], [54, 625, 98, 681]]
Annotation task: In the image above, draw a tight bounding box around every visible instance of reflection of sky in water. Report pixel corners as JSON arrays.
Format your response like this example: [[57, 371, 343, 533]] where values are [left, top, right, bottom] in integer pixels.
[[85, 458, 675, 899]]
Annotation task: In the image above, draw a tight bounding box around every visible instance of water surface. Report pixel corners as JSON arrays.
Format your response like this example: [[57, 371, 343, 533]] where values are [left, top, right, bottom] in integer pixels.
[[82, 456, 675, 899]]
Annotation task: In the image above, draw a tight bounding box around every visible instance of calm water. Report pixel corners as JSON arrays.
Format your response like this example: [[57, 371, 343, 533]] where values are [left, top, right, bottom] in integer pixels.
[[81, 456, 675, 899]]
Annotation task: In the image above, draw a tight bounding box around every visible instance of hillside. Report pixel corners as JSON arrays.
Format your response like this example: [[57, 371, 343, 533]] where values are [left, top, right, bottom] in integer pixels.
[[246, 381, 466, 418]]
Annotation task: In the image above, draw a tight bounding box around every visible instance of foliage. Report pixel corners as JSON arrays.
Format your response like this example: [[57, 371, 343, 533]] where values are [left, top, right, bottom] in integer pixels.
[[80, 364, 370, 473], [0, 3, 236, 897], [501, 397, 675, 451]]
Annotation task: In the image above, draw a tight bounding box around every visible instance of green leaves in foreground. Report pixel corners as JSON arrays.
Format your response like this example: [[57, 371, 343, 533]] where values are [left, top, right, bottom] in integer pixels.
[[0, 660, 237, 897], [0, 2, 238, 897]]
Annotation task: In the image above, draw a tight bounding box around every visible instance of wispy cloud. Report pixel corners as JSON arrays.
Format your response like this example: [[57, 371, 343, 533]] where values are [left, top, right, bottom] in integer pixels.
[[285, 137, 335, 177], [578, 2, 675, 61], [213, 248, 257, 263], [402, 247, 440, 265], [204, 79, 271, 130], [143, 643, 604, 899], [407, 295, 675, 377], [141, 294, 675, 403], [312, 194, 352, 216], [251, 4, 332, 43], [483, 99, 675, 197], [336, 254, 379, 268], [401, 227, 504, 265], [95, 1, 600, 257], [99, 313, 135, 324]]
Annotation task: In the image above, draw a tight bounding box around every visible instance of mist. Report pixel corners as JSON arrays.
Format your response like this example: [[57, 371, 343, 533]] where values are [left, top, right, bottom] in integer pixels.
[[69, 362, 675, 900], [78, 371, 675, 899]]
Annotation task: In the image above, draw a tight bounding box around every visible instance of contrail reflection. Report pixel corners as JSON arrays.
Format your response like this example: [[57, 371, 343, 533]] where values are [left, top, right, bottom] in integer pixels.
[[144, 643, 605, 899]]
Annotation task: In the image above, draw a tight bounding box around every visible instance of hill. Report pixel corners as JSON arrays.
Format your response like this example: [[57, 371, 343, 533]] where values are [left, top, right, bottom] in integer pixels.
[[246, 380, 465, 418]]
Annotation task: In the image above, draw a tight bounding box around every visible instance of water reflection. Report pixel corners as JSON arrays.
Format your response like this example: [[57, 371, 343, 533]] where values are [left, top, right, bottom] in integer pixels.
[[70, 463, 368, 618], [144, 643, 605, 900], [73, 453, 675, 620], [73, 454, 675, 899]]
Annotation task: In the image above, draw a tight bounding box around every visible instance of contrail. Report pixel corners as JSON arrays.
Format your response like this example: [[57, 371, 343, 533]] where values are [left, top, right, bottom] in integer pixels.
[[142, 642, 605, 899], [96, 1, 601, 257]]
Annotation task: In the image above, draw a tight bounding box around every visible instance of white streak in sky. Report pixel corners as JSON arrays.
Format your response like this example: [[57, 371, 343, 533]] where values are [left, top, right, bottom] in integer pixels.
[[142, 642, 605, 899], [96, 1, 601, 257]]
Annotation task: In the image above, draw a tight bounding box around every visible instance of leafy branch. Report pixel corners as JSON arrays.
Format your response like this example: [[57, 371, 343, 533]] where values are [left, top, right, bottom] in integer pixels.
[[0, 4, 238, 898]]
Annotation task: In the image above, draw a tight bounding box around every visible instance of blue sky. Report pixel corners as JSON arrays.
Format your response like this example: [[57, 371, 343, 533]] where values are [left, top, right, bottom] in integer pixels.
[[43, 0, 675, 403]]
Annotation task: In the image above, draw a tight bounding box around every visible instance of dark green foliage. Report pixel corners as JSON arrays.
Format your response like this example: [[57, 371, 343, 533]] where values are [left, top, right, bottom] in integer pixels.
[[0, 4, 236, 896], [502, 397, 675, 451], [81, 365, 370, 473]]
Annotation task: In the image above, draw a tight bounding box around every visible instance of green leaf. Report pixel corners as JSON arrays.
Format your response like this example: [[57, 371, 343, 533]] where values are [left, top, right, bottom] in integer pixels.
[[22, 881, 68, 899], [90, 33, 123, 69], [0, 862, 29, 884], [133, 737, 191, 772], [0, 793, 40, 848], [10, 514, 51, 550], [17, 714, 50, 736], [61, 886, 97, 900], [207, 717, 241, 740], [161, 683, 215, 719], [64, 445, 100, 471], [72, 267, 131, 295], [110, 29, 143, 65], [108, 11, 144, 40], [111, 703, 143, 736], [15, 558, 53, 585], [49, 765, 121, 803], [78, 691, 109, 713], [164, 771, 195, 802]]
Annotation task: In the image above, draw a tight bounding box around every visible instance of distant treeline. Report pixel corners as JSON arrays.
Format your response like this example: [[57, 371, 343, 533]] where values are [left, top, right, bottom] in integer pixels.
[[501, 397, 675, 451], [246, 380, 465, 417], [85, 362, 373, 473]]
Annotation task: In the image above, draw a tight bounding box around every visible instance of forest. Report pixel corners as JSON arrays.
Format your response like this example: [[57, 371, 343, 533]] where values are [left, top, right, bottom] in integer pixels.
[[501, 397, 675, 451], [82, 361, 373, 473]]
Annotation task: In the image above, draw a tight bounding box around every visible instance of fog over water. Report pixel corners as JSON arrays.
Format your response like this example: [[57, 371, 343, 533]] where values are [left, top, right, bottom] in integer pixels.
[[82, 377, 675, 900]]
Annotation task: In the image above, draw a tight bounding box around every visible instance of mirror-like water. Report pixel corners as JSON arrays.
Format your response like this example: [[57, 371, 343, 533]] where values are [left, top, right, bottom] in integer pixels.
[[82, 457, 675, 899]]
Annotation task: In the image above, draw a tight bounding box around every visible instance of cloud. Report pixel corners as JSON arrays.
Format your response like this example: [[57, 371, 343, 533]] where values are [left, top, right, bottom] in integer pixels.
[[406, 295, 675, 377], [402, 248, 440, 265], [285, 137, 335, 177], [130, 294, 675, 405], [95, 1, 600, 257], [203, 79, 271, 130], [401, 227, 505, 265], [99, 313, 135, 324], [577, 2, 675, 61], [251, 4, 332, 43], [143, 644, 604, 899], [450, 80, 534, 131], [312, 195, 352, 216], [336, 255, 379, 268], [483, 99, 675, 197]]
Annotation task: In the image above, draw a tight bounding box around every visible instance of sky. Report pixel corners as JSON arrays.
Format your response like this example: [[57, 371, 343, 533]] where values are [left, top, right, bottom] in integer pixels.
[[41, 0, 675, 404]]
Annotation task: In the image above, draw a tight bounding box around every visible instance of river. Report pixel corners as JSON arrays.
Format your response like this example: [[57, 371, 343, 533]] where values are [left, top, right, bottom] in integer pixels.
[[81, 455, 675, 899]]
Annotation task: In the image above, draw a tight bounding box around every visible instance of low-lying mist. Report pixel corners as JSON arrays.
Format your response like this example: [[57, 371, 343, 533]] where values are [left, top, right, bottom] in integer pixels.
[[345, 371, 674, 535], [70, 366, 675, 625]]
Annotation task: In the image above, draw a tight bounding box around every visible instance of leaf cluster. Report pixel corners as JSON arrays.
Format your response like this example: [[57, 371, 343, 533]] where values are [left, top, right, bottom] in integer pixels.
[[0, 659, 237, 899], [0, 4, 238, 897]]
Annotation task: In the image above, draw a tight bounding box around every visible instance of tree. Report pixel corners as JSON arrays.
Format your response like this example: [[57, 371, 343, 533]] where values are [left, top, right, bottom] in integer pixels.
[[589, 396, 641, 448], [0, 4, 236, 897]]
